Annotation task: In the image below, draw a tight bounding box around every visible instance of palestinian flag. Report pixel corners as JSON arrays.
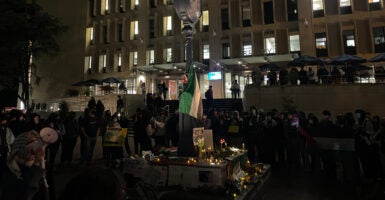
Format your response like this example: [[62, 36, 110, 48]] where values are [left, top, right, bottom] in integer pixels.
[[179, 66, 202, 119]]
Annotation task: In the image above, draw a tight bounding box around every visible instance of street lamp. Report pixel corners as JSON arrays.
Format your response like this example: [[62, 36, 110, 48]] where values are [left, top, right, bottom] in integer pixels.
[[174, 0, 202, 157]]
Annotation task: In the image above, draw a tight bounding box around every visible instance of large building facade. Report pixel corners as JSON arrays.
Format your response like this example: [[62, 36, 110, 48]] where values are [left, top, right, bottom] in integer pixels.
[[32, 0, 385, 103]]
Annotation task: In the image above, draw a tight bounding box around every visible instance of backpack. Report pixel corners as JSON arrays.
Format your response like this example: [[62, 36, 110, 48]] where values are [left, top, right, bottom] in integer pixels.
[[205, 90, 210, 99]]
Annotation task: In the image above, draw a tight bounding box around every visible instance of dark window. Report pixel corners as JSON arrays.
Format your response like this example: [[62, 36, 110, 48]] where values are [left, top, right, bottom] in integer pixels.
[[118, 23, 123, 42], [166, 0, 173, 5], [373, 27, 385, 53], [221, 8, 229, 30], [222, 43, 230, 58], [370, 1, 382, 11], [118, 0, 125, 12], [343, 30, 356, 55], [263, 1, 274, 24], [167, 30, 173, 36], [242, 6, 251, 27], [203, 59, 210, 66], [315, 32, 328, 57], [150, 0, 156, 8], [89, 0, 95, 17], [149, 19, 155, 38], [103, 25, 108, 43], [287, 0, 298, 21], [340, 5, 352, 14]]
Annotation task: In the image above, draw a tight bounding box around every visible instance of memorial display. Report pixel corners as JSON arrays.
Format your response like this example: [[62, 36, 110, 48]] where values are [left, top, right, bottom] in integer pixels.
[[122, 129, 270, 199]]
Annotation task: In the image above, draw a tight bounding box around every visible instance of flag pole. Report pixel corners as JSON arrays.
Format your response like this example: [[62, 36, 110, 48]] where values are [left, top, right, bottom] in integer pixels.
[[174, 0, 202, 157]]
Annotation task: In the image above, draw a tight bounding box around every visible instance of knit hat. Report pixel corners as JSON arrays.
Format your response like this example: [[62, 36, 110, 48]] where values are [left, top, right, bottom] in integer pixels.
[[8, 131, 45, 178]]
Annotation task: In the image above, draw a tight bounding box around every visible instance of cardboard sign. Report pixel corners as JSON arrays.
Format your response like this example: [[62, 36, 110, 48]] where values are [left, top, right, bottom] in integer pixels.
[[203, 129, 214, 151], [104, 127, 127, 147]]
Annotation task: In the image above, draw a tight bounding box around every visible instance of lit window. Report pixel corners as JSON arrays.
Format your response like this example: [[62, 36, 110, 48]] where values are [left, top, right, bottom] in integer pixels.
[[289, 35, 300, 52], [131, 0, 139, 10], [203, 44, 210, 59], [105, 0, 109, 11], [90, 27, 94, 41], [222, 43, 230, 58], [369, 0, 380, 3], [373, 27, 385, 45], [166, 48, 172, 62], [118, 52, 122, 66], [89, 56, 92, 68], [340, 0, 351, 7], [243, 42, 252, 56], [102, 54, 107, 68], [316, 36, 327, 49], [133, 51, 138, 65], [131, 21, 139, 39], [147, 50, 155, 64], [85, 56, 92, 70], [202, 10, 209, 26], [134, 21, 138, 35], [164, 16, 172, 36], [99, 54, 107, 72], [346, 35, 355, 47], [265, 37, 276, 54], [313, 0, 324, 10]]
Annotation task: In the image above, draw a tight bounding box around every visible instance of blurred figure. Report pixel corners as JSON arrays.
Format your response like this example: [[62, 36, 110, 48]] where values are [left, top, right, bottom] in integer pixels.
[[59, 167, 126, 200], [0, 115, 15, 174]]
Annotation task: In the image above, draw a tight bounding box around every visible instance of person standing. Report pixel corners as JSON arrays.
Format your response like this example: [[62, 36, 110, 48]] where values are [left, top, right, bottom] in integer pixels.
[[161, 80, 168, 100], [0, 131, 46, 200], [231, 80, 240, 99], [141, 81, 146, 95], [61, 112, 78, 165], [87, 97, 96, 110], [96, 100, 105, 119], [116, 95, 124, 113], [205, 85, 214, 109], [80, 110, 100, 165], [0, 115, 15, 173]]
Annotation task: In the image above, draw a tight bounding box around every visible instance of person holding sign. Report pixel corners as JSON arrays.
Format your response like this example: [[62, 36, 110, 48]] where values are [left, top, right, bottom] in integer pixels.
[[104, 115, 127, 163]]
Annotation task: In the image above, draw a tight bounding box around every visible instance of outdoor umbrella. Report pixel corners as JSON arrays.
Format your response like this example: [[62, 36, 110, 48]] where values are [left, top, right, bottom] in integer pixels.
[[101, 77, 121, 84], [327, 54, 366, 65], [83, 79, 101, 86], [259, 63, 281, 71], [369, 52, 385, 62], [288, 55, 324, 66]]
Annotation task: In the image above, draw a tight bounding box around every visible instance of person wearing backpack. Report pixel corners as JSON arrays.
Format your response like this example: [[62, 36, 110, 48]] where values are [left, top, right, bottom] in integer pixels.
[[205, 85, 213, 110]]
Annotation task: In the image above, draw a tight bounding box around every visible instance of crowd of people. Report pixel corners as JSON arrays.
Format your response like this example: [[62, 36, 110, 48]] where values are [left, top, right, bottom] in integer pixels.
[[216, 107, 385, 183], [2, 93, 385, 199]]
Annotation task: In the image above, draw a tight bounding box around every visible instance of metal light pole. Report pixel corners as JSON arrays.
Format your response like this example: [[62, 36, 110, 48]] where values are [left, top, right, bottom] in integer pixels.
[[174, 0, 202, 157]]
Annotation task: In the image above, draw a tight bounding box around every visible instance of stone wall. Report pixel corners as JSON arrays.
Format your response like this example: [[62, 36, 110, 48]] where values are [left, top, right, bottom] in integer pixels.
[[244, 84, 385, 117]]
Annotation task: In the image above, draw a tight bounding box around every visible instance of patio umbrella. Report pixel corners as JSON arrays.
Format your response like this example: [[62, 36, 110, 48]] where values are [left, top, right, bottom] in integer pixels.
[[369, 52, 385, 62], [83, 79, 101, 86], [101, 77, 121, 84], [259, 63, 281, 71], [288, 55, 324, 66], [327, 54, 366, 65]]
